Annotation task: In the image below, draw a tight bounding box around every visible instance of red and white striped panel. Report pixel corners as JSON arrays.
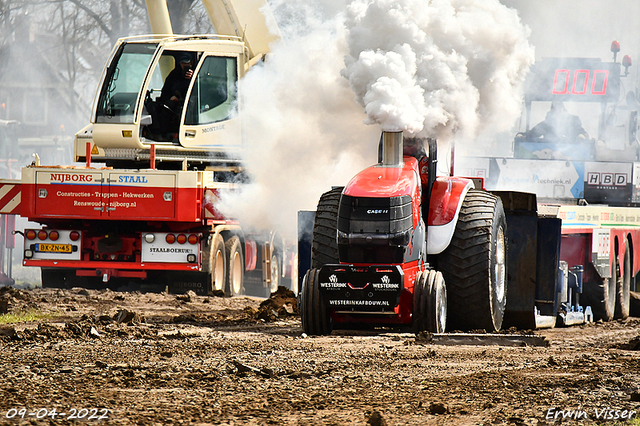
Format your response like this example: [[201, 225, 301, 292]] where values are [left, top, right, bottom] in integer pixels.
[[0, 181, 21, 214]]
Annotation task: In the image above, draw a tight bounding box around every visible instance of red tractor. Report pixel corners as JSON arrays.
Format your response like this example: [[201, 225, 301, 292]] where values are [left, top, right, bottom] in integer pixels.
[[300, 131, 508, 335]]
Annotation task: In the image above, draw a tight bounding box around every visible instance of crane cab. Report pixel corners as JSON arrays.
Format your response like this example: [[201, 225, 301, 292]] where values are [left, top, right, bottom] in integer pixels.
[[76, 35, 248, 168]]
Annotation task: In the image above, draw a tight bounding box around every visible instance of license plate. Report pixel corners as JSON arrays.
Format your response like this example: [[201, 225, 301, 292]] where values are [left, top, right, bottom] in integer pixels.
[[35, 243, 72, 253]]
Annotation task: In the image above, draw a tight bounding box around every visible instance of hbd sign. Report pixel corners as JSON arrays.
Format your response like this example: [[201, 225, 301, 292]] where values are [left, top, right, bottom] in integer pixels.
[[587, 172, 628, 186]]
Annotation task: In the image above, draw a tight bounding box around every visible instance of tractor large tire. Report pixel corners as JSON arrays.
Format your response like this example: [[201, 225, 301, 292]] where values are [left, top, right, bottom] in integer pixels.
[[301, 268, 332, 335], [311, 187, 343, 268], [225, 235, 244, 297], [437, 189, 507, 332], [413, 270, 447, 333], [581, 262, 616, 321], [202, 234, 227, 295], [614, 244, 631, 320]]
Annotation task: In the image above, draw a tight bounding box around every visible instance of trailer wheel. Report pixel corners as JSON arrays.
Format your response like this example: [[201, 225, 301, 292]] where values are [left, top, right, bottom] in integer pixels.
[[203, 234, 227, 295], [311, 187, 343, 268], [582, 263, 616, 321], [437, 189, 507, 332], [41, 269, 68, 289], [225, 236, 244, 297], [615, 244, 631, 320], [268, 253, 280, 295], [413, 270, 447, 333], [301, 268, 332, 335]]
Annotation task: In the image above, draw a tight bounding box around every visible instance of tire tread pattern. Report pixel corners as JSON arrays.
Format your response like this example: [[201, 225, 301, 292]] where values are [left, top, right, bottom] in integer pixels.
[[311, 187, 343, 268], [437, 189, 505, 332], [301, 269, 332, 335]]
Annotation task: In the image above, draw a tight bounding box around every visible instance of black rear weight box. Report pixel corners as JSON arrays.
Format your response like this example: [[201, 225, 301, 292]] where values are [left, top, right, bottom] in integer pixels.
[[317, 264, 404, 313]]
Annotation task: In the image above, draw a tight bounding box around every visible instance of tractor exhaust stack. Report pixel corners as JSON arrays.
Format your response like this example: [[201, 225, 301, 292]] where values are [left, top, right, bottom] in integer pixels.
[[381, 131, 403, 167]]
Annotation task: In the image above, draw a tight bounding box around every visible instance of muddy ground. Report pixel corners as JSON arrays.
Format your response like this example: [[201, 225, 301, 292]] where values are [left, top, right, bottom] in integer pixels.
[[1, 285, 640, 426]]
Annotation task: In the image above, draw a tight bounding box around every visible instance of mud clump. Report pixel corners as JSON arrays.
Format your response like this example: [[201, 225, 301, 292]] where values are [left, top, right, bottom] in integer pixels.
[[1, 286, 34, 313], [256, 286, 299, 322], [626, 335, 640, 351], [114, 309, 144, 324]]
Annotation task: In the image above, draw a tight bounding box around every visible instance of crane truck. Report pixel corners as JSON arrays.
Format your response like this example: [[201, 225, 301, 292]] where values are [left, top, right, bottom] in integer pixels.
[[0, 0, 294, 297]]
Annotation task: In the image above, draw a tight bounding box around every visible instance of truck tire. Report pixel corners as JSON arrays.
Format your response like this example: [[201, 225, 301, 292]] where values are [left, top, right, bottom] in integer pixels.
[[582, 263, 616, 321], [413, 270, 447, 333], [41, 268, 68, 289], [225, 236, 244, 297], [301, 268, 332, 335], [615, 244, 631, 320], [311, 187, 343, 268], [268, 253, 280, 295], [203, 234, 227, 295], [437, 189, 507, 332]]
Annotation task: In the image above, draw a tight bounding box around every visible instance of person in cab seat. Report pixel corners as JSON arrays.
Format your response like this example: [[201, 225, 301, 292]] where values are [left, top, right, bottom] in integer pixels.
[[403, 136, 429, 185], [157, 53, 195, 140], [377, 135, 432, 219], [526, 101, 589, 142]]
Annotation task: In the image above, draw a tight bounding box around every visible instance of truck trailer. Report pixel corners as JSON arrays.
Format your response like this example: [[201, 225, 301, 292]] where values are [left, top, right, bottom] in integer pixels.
[[0, 0, 293, 297]]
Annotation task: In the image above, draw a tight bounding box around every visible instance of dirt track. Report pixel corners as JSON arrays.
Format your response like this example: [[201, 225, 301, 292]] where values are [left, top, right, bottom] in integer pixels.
[[1, 286, 640, 425]]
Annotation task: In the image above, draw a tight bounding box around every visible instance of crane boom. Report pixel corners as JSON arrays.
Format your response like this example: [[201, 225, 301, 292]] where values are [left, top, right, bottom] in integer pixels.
[[201, 0, 279, 61], [144, 0, 173, 35]]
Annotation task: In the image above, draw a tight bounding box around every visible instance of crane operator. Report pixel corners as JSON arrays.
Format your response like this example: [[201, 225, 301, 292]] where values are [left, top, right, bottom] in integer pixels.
[[158, 53, 194, 139]]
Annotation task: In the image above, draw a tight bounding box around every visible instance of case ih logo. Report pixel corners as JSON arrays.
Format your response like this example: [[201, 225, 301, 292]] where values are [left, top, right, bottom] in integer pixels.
[[586, 172, 627, 186], [50, 173, 94, 183]]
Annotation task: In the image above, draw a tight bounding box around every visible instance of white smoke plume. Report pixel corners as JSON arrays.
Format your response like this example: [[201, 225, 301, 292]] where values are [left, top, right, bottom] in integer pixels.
[[217, 0, 534, 240], [342, 0, 535, 140]]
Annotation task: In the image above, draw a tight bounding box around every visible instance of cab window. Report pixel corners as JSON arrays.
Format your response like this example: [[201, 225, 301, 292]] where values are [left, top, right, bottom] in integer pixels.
[[184, 56, 238, 126], [95, 43, 157, 124]]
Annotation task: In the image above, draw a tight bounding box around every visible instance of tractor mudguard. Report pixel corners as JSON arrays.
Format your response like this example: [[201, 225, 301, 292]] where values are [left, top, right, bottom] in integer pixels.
[[426, 177, 474, 254]]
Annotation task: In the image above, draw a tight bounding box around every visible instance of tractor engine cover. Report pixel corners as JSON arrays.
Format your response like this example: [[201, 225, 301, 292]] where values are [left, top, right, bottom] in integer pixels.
[[337, 194, 413, 264]]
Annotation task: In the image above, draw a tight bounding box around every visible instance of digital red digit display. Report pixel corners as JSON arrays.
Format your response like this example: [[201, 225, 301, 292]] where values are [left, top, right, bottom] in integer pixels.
[[592, 70, 608, 95], [526, 58, 620, 103], [552, 69, 608, 96]]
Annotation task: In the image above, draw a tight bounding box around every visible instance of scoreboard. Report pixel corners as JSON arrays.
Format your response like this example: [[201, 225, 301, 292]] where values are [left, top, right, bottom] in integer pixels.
[[525, 58, 621, 103]]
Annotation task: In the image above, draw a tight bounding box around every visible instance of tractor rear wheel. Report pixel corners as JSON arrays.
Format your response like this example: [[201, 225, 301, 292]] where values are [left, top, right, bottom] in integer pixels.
[[615, 244, 631, 320], [301, 268, 332, 335], [413, 270, 447, 333], [437, 189, 507, 332], [311, 187, 343, 268]]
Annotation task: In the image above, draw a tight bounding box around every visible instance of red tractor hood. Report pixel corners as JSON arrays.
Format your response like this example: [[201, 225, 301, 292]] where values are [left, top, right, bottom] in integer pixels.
[[343, 157, 420, 199]]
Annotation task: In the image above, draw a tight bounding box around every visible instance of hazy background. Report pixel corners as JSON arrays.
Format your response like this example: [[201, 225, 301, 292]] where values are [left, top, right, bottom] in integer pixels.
[[3, 1, 640, 284]]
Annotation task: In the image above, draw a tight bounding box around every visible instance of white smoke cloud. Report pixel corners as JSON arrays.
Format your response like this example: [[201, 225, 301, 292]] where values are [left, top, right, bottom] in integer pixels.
[[216, 0, 377, 240], [342, 0, 534, 141], [217, 0, 534, 240]]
